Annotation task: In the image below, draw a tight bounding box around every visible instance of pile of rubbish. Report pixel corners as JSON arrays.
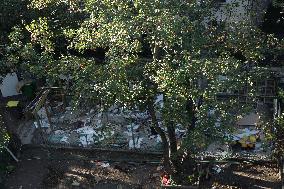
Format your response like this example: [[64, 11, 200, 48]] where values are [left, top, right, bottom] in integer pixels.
[[31, 101, 186, 151], [231, 127, 263, 150], [24, 94, 268, 155]]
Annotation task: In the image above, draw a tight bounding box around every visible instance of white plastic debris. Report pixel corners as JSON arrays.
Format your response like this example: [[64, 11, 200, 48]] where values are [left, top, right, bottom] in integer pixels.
[[60, 136, 69, 143], [127, 124, 140, 131], [155, 94, 164, 107], [124, 124, 140, 137], [149, 135, 156, 139], [208, 109, 216, 115], [54, 130, 65, 135], [130, 112, 148, 119], [34, 107, 50, 128], [233, 128, 259, 140], [156, 135, 162, 143], [34, 119, 50, 128], [129, 139, 135, 149], [129, 137, 144, 149], [175, 128, 186, 134], [213, 165, 222, 173], [76, 126, 97, 135], [149, 135, 162, 143], [215, 122, 221, 127], [78, 135, 93, 147], [37, 107, 48, 119], [72, 181, 80, 186], [254, 142, 263, 152], [76, 126, 97, 147], [136, 138, 143, 148], [100, 162, 110, 168]]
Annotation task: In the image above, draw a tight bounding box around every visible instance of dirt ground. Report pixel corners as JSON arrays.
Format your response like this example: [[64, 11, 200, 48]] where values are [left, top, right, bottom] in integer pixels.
[[2, 97, 281, 188], [3, 147, 281, 189], [203, 162, 281, 189], [4, 147, 162, 189]]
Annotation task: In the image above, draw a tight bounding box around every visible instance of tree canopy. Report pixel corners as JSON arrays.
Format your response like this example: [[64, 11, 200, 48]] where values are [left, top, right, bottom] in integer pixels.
[[1, 0, 283, 182]]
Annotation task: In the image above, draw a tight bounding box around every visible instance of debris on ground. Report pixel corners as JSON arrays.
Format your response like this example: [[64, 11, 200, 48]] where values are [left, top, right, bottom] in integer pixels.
[[71, 180, 80, 186]]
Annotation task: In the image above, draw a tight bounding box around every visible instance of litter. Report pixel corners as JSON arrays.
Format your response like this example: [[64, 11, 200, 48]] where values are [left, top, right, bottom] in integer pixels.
[[100, 162, 110, 168], [212, 165, 222, 173], [155, 94, 164, 107], [6, 101, 19, 108], [71, 181, 80, 186], [54, 130, 65, 134], [129, 137, 143, 149], [60, 136, 69, 143], [95, 161, 110, 168], [34, 119, 50, 128]]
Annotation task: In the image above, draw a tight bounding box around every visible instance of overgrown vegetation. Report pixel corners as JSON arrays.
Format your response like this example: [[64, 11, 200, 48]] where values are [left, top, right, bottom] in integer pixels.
[[0, 0, 284, 185]]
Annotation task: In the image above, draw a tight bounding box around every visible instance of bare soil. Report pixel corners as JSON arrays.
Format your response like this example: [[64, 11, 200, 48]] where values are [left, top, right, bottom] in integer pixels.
[[1, 98, 281, 188], [203, 162, 281, 189], [4, 147, 161, 189], [4, 147, 281, 189]]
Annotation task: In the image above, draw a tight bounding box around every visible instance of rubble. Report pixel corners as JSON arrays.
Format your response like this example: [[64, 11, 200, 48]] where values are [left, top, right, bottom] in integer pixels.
[[34, 120, 50, 129], [41, 106, 166, 150], [129, 137, 143, 149], [34, 107, 50, 128], [76, 126, 97, 147], [71, 180, 80, 186], [18, 99, 270, 157], [212, 165, 222, 174], [96, 162, 110, 168]]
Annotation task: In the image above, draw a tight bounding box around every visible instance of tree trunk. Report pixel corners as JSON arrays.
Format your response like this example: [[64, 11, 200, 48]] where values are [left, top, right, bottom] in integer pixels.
[[186, 98, 196, 130], [153, 42, 162, 61], [166, 120, 183, 182], [167, 122, 177, 155], [147, 100, 171, 171], [151, 42, 177, 174]]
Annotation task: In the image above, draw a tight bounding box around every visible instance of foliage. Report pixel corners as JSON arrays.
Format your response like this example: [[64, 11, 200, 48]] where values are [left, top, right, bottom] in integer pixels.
[[272, 113, 284, 159], [0, 113, 9, 152], [1, 0, 283, 182], [272, 0, 284, 8], [0, 0, 28, 37]]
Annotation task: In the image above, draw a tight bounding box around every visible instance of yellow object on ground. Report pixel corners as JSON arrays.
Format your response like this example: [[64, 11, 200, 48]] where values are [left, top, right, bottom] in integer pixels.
[[241, 142, 248, 148], [249, 135, 256, 143], [247, 143, 254, 148], [239, 138, 248, 148], [6, 101, 19, 107]]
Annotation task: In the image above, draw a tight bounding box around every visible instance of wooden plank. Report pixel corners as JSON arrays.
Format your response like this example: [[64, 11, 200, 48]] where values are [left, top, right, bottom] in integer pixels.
[[31, 89, 50, 115]]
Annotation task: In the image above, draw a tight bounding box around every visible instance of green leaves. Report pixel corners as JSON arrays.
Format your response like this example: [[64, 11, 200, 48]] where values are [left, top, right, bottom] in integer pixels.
[[26, 17, 54, 52], [1, 0, 280, 156], [0, 114, 9, 152], [272, 0, 284, 8]]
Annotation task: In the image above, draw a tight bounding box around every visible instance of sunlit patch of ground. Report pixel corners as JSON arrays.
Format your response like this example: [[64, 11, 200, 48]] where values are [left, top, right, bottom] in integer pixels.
[[204, 163, 280, 189]]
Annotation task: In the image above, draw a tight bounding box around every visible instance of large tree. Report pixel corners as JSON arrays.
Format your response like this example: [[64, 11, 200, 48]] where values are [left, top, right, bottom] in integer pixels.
[[2, 0, 281, 183]]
